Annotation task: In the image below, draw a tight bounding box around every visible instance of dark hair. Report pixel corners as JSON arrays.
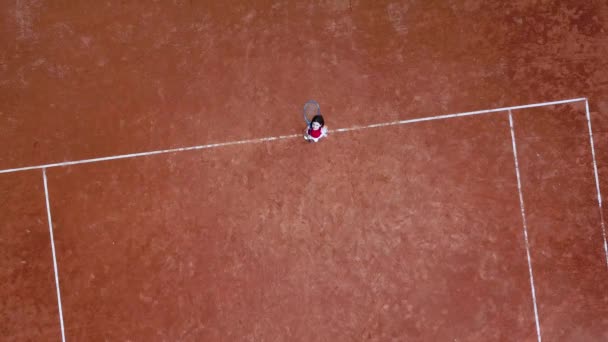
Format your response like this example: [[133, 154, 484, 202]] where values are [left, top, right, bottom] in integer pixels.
[[310, 115, 324, 127]]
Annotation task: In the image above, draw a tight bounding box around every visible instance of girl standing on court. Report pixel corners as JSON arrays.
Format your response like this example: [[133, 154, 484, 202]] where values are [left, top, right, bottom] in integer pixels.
[[304, 115, 328, 142]]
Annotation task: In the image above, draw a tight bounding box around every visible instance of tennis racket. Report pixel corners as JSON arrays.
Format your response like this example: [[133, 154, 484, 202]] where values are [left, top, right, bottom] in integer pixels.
[[302, 100, 321, 126]]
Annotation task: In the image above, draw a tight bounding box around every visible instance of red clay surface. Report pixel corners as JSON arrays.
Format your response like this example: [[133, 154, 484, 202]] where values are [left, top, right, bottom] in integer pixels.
[[2, 1, 608, 341], [514, 104, 608, 341], [44, 116, 536, 340], [0, 171, 60, 340]]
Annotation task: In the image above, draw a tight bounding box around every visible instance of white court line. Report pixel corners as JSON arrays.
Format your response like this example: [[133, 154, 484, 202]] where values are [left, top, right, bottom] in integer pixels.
[[0, 134, 300, 174], [509, 111, 542, 342], [584, 100, 608, 269], [332, 97, 586, 133], [43, 168, 66, 342], [0, 97, 586, 174]]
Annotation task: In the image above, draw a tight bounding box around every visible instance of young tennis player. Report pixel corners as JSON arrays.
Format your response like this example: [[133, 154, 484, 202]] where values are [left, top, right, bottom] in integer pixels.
[[304, 114, 328, 142]]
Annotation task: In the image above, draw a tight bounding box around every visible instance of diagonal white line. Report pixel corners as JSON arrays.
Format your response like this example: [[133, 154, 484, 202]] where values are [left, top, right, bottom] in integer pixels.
[[583, 100, 608, 269], [0, 134, 301, 174], [332, 97, 587, 133], [0, 97, 586, 174], [43, 168, 66, 342], [508, 110, 542, 342]]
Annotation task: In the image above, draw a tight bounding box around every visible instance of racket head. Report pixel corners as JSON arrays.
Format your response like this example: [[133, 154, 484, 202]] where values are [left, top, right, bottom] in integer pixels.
[[303, 100, 321, 125]]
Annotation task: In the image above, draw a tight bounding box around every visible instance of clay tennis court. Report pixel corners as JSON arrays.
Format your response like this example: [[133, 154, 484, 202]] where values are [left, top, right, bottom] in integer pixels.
[[2, 1, 608, 341]]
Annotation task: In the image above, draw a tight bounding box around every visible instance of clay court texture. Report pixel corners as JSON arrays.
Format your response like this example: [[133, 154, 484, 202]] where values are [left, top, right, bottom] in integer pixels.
[[2, 1, 608, 341]]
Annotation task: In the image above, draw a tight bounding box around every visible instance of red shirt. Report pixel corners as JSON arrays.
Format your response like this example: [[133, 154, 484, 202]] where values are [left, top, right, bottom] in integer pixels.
[[308, 127, 322, 138]]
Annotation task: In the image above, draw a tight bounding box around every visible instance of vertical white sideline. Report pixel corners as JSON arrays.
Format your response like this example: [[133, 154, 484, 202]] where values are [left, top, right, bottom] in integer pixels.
[[584, 100, 608, 269], [508, 111, 542, 342], [43, 168, 66, 342]]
